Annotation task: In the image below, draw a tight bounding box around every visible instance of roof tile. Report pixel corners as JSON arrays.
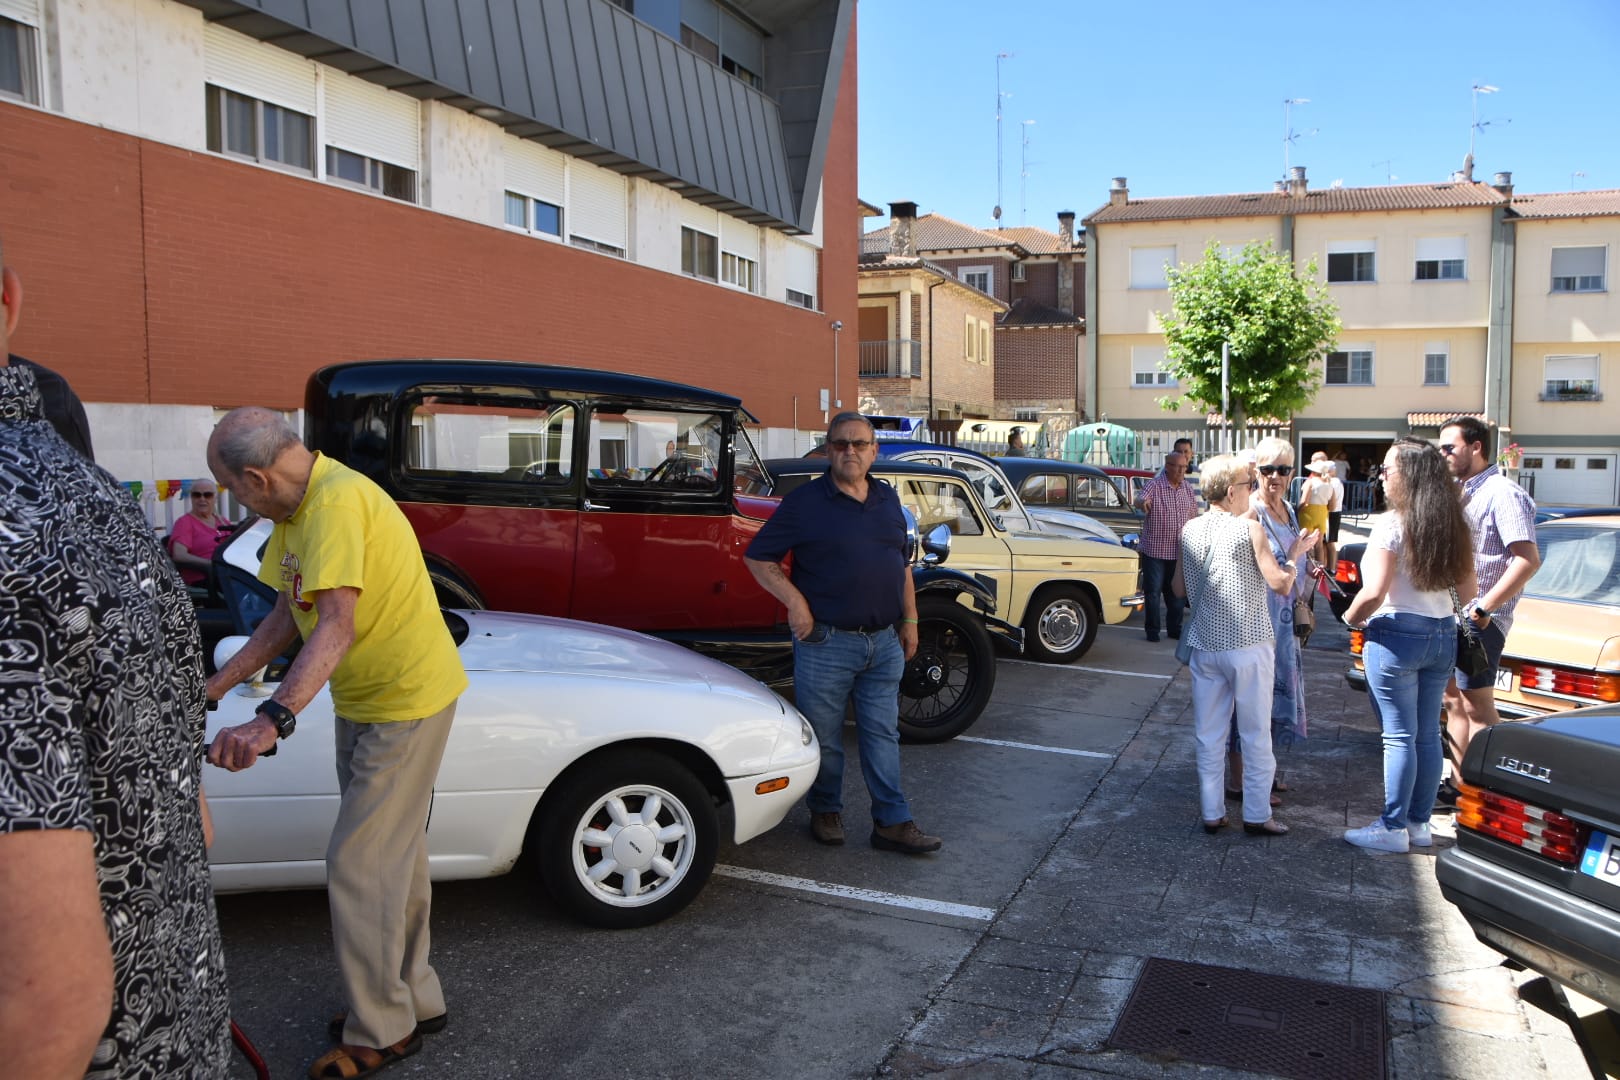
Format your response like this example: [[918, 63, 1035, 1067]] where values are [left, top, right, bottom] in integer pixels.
[[1084, 182, 1508, 224], [1509, 189, 1620, 219]]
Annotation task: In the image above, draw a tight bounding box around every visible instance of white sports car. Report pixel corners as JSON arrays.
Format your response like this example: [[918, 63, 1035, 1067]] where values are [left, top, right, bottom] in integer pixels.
[[204, 520, 820, 928]]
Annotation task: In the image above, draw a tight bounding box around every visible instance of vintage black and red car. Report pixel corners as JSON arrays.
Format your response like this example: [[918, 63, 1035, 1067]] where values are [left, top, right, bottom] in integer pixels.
[[301, 359, 1018, 740]]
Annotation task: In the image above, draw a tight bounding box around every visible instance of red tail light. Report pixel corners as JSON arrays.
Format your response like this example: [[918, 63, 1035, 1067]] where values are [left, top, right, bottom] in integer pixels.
[[1336, 561, 1360, 586], [1455, 782, 1581, 864], [1518, 664, 1620, 703]]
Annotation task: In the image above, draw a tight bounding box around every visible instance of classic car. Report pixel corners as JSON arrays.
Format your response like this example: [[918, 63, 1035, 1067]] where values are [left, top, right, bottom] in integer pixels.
[[765, 458, 1144, 666], [996, 457, 1146, 542], [204, 521, 820, 929], [1436, 702, 1620, 1013], [1100, 466, 1156, 506]]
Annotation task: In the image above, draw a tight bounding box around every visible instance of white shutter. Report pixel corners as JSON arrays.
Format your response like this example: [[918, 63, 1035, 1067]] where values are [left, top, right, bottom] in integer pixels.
[[1326, 239, 1375, 255], [679, 199, 719, 236], [784, 239, 818, 300], [504, 138, 565, 205], [203, 24, 317, 115], [324, 70, 419, 169], [1551, 247, 1606, 278], [720, 216, 759, 262], [569, 164, 627, 250], [1129, 246, 1174, 289], [1545, 354, 1599, 382], [1415, 236, 1465, 261], [0, 0, 40, 24]]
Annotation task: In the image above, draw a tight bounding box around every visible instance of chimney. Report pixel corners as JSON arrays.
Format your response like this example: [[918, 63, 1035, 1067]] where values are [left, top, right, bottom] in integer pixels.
[[889, 201, 918, 257], [1288, 166, 1308, 199], [1273, 180, 1287, 193], [1056, 210, 1076, 315], [1109, 177, 1128, 206], [1492, 171, 1513, 196]]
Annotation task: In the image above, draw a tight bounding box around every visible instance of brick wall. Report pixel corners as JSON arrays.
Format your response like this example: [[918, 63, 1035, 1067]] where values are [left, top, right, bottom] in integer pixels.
[[996, 325, 1081, 408]]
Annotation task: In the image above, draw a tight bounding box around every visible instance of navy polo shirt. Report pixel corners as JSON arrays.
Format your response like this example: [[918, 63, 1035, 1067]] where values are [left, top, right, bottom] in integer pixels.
[[747, 469, 908, 628]]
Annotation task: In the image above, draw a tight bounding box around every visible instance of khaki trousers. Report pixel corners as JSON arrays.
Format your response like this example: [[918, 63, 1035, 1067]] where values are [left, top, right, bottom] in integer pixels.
[[329, 700, 456, 1048]]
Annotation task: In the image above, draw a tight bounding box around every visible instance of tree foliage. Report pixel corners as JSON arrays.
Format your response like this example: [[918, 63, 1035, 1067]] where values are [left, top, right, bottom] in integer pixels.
[[1155, 240, 1341, 430]]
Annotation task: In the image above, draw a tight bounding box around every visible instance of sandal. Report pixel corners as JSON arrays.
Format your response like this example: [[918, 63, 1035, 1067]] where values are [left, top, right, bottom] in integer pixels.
[[1243, 819, 1289, 836], [328, 1010, 447, 1042], [308, 1034, 422, 1079], [1225, 788, 1283, 808], [1202, 817, 1228, 835]]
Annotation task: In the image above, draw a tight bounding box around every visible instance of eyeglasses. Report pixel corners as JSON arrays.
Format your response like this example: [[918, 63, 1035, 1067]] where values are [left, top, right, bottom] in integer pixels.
[[1229, 480, 1254, 491], [191, 492, 216, 499], [1256, 465, 1294, 477], [1376, 464, 1394, 478], [827, 439, 874, 452]]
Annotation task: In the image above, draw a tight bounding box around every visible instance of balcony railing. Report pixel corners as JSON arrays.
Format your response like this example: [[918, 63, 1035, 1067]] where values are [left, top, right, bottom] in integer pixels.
[[1539, 385, 1603, 402], [859, 340, 922, 378]]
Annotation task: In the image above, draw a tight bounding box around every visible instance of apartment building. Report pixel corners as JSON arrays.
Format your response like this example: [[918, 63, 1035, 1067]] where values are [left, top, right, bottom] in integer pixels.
[[0, 0, 856, 483], [1082, 169, 1619, 504]]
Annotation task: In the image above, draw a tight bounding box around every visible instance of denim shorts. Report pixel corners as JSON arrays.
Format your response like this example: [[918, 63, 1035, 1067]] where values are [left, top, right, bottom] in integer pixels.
[[1454, 618, 1507, 692]]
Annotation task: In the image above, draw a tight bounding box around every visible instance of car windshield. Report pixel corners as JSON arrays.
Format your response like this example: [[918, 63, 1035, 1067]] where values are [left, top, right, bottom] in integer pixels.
[[1527, 524, 1620, 606]]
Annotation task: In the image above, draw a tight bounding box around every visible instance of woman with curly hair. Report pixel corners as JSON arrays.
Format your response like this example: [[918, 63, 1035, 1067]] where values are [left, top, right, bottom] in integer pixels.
[[1343, 438, 1477, 853]]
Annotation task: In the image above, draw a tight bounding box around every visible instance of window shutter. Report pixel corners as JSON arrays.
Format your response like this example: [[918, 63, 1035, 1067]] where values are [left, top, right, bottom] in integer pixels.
[[721, 217, 759, 262], [324, 70, 419, 169], [0, 1, 41, 24], [1325, 239, 1375, 254], [1415, 237, 1465, 261], [783, 239, 818, 301], [504, 138, 566, 206], [570, 164, 628, 250], [203, 23, 316, 114], [1551, 247, 1605, 278], [679, 199, 719, 235], [1545, 354, 1599, 381]]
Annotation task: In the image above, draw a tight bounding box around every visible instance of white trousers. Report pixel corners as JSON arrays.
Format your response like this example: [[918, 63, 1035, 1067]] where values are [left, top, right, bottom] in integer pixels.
[[1190, 641, 1276, 824]]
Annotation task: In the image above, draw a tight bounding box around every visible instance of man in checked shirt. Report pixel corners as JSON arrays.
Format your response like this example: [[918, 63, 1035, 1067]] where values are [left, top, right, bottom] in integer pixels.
[[1135, 451, 1201, 642], [1437, 416, 1540, 780]]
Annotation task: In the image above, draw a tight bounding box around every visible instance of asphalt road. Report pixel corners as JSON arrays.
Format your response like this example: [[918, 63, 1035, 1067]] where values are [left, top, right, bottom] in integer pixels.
[[217, 619, 1184, 1079]]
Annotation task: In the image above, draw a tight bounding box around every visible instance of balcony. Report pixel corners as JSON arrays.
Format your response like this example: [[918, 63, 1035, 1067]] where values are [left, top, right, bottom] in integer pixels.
[[859, 340, 922, 378]]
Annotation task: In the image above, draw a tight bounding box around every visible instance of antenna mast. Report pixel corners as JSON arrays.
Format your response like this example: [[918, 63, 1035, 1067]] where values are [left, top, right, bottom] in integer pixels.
[[994, 52, 1012, 226], [1283, 98, 1314, 175], [1019, 120, 1035, 226]]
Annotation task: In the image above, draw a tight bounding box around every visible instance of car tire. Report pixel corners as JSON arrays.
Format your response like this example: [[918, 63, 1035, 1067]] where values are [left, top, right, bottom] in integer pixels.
[[1023, 585, 1099, 664], [898, 596, 997, 743], [429, 566, 483, 610], [533, 750, 719, 929]]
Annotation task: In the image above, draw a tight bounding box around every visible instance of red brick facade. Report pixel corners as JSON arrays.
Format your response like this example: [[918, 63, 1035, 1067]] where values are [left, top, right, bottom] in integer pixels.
[[995, 326, 1081, 407]]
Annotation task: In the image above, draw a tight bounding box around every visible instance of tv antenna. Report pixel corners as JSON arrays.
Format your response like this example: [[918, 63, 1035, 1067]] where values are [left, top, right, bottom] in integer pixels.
[[1469, 83, 1510, 159], [1019, 120, 1036, 225], [994, 52, 1013, 226], [1283, 98, 1317, 175], [1572, 170, 1587, 190], [1371, 159, 1397, 184]]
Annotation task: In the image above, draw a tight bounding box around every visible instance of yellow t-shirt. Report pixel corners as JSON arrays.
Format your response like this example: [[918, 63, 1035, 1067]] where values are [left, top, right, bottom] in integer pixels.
[[258, 453, 467, 723]]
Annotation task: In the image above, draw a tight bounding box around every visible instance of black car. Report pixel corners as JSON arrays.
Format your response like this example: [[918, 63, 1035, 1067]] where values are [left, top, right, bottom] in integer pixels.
[[1436, 703, 1620, 1013], [994, 457, 1145, 542]]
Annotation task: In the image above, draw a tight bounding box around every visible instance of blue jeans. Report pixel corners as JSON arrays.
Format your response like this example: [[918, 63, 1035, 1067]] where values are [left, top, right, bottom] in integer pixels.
[[793, 624, 912, 826], [1140, 555, 1181, 637], [1362, 611, 1456, 831]]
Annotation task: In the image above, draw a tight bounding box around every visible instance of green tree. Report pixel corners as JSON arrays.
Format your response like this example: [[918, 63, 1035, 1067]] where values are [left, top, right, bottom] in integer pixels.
[[1155, 240, 1341, 433]]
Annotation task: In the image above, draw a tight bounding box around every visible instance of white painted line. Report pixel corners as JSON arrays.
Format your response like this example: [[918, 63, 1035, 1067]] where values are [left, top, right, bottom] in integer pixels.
[[1003, 658, 1173, 680], [714, 865, 995, 921], [956, 736, 1113, 759]]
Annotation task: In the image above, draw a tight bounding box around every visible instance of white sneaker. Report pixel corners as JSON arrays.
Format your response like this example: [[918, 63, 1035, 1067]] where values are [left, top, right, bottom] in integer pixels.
[[1344, 820, 1410, 853], [1408, 822, 1433, 847]]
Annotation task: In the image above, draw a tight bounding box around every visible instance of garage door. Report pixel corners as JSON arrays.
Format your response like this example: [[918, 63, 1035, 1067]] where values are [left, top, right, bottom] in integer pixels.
[[1519, 451, 1618, 506]]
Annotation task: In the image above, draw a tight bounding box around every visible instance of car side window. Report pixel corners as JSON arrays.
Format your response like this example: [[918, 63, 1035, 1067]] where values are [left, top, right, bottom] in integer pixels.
[[405, 397, 575, 483], [1017, 474, 1067, 507], [1076, 477, 1124, 510], [899, 479, 984, 537], [587, 408, 724, 492]]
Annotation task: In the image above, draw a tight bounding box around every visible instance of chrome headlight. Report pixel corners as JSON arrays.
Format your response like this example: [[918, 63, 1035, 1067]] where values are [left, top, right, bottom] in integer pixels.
[[800, 717, 814, 746]]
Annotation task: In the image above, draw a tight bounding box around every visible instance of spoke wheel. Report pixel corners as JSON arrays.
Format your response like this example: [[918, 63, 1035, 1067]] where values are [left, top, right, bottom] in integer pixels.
[[898, 596, 996, 743], [1023, 585, 1099, 663]]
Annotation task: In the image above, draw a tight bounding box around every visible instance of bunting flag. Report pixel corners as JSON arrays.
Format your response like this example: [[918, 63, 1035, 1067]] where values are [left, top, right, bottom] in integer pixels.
[[156, 479, 172, 500], [123, 481, 143, 499]]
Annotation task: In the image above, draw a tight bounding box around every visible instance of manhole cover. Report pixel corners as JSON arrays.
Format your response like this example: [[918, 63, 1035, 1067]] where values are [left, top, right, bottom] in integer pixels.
[[1107, 958, 1385, 1080]]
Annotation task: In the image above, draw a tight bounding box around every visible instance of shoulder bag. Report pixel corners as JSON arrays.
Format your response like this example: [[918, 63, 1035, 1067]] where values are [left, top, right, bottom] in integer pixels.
[[1449, 586, 1491, 680], [1175, 526, 1218, 666]]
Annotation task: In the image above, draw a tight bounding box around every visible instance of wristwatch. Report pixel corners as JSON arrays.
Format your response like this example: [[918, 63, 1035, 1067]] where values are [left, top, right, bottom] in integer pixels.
[[255, 699, 297, 741], [1468, 602, 1493, 622]]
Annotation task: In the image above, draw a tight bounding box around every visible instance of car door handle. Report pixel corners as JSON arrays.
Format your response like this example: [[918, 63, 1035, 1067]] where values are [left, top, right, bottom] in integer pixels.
[[584, 499, 611, 511]]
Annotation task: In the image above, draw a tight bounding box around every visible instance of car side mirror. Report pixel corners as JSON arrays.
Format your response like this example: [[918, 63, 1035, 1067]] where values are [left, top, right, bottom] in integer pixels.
[[921, 524, 952, 566], [1122, 532, 1141, 550]]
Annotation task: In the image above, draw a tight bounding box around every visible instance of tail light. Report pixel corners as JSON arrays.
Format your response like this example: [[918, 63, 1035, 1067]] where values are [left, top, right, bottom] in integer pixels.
[[1349, 628, 1364, 657], [1336, 561, 1360, 586], [1517, 664, 1620, 703], [1455, 781, 1581, 864]]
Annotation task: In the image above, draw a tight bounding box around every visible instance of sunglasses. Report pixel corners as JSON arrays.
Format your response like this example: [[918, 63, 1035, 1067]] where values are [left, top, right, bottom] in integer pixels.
[[1256, 465, 1294, 477], [827, 439, 874, 452], [191, 491, 216, 498], [1437, 444, 1460, 456]]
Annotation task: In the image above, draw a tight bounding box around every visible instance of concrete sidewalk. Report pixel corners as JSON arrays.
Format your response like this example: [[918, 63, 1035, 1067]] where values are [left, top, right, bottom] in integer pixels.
[[880, 616, 1592, 1078]]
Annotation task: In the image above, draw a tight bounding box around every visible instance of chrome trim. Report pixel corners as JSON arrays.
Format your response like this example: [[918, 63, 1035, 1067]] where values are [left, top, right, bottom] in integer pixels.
[[1120, 593, 1145, 608]]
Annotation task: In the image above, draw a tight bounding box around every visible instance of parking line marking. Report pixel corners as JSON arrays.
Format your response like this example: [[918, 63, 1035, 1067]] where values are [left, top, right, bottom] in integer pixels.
[[956, 736, 1113, 759], [714, 865, 995, 921], [1003, 658, 1173, 680]]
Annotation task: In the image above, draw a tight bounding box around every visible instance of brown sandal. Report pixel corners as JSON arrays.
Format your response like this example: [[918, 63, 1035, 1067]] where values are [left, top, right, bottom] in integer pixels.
[[308, 1033, 422, 1079], [328, 1010, 447, 1042]]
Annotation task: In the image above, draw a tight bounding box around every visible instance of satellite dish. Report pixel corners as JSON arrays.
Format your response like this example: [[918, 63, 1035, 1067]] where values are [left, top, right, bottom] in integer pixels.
[[992, 205, 1002, 220]]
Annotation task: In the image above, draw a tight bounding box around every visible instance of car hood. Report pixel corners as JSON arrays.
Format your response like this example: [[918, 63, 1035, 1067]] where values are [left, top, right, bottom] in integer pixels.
[[1025, 508, 1120, 544], [1469, 705, 1620, 827], [1505, 596, 1620, 673], [1002, 530, 1138, 562], [452, 609, 786, 705]]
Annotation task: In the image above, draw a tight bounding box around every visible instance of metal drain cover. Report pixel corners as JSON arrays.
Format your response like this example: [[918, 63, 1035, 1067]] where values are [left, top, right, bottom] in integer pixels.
[[1107, 957, 1385, 1080]]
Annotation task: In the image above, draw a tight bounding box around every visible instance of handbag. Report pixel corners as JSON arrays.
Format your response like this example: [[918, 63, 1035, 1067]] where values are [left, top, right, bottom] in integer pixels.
[[1291, 594, 1315, 640], [1175, 529, 1218, 666], [1449, 587, 1491, 680]]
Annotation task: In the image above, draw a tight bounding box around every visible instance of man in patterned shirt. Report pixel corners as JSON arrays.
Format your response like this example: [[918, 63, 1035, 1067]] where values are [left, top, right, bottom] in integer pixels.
[[1438, 416, 1540, 772], [0, 246, 231, 1077], [1135, 451, 1201, 641]]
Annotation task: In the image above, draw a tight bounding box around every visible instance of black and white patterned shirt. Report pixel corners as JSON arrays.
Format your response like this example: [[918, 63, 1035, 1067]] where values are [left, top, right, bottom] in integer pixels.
[[1181, 511, 1276, 653], [0, 364, 230, 1078]]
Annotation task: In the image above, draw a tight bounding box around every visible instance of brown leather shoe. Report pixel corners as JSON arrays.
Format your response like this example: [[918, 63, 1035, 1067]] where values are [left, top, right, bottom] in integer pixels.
[[810, 812, 845, 846], [871, 820, 942, 854]]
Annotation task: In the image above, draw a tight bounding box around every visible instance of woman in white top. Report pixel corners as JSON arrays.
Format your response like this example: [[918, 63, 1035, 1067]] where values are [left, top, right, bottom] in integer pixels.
[[1343, 438, 1477, 853], [1177, 455, 1317, 837]]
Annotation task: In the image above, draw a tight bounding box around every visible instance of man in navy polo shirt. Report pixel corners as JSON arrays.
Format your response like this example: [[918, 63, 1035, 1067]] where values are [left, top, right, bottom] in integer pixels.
[[746, 412, 942, 854]]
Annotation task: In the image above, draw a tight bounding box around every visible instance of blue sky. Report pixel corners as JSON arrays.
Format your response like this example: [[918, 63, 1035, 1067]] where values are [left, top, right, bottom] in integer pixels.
[[856, 0, 1620, 230]]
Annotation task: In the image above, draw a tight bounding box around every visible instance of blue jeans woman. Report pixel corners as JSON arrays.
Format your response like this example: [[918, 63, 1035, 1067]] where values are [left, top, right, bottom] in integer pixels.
[[1361, 611, 1454, 835]]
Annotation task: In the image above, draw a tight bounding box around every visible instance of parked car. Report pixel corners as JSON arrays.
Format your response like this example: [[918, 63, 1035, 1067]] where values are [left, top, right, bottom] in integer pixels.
[[1101, 466, 1156, 506], [204, 521, 820, 929], [765, 458, 1144, 667], [1436, 701, 1620, 1013], [1537, 505, 1620, 524], [1329, 541, 1366, 620], [995, 457, 1146, 543], [303, 360, 1018, 742], [869, 440, 1123, 546]]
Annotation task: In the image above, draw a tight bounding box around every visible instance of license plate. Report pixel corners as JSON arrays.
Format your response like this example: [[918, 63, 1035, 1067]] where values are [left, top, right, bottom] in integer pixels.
[[1581, 831, 1620, 887], [1494, 667, 1514, 692]]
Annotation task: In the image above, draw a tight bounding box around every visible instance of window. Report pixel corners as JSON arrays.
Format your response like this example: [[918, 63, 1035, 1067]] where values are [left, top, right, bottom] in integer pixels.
[[1129, 246, 1175, 289], [1551, 246, 1607, 292], [721, 251, 757, 292], [1014, 408, 1039, 421], [1011, 263, 1027, 282], [1326, 242, 1376, 283], [588, 408, 726, 492], [1415, 237, 1465, 281], [326, 146, 415, 202], [958, 266, 993, 293], [570, 235, 626, 258], [1130, 345, 1176, 388], [681, 0, 764, 88], [404, 399, 576, 483], [1423, 342, 1449, 386], [0, 15, 40, 104], [1543, 354, 1600, 401], [681, 227, 718, 280], [965, 316, 977, 362], [786, 289, 815, 310], [980, 324, 989, 365], [504, 191, 562, 237], [1325, 349, 1374, 385], [896, 479, 984, 537], [206, 86, 314, 173]]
